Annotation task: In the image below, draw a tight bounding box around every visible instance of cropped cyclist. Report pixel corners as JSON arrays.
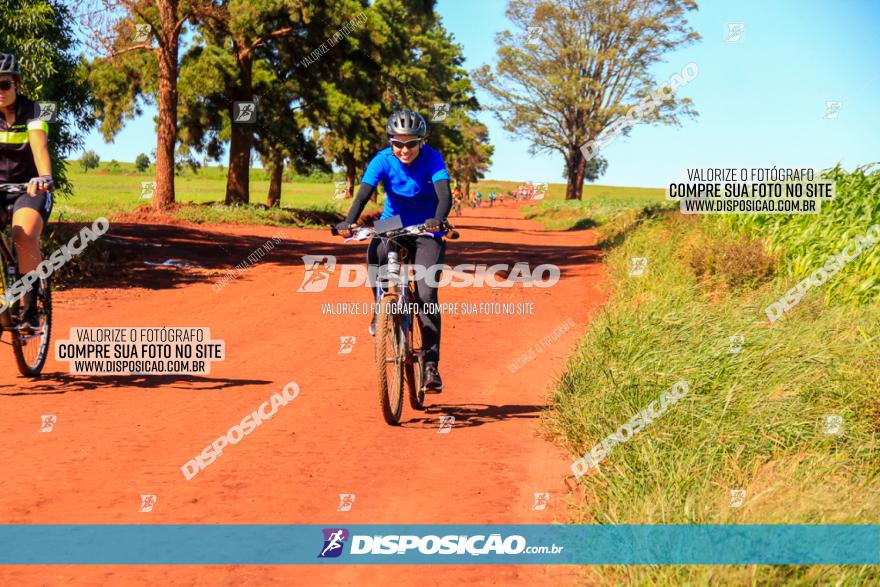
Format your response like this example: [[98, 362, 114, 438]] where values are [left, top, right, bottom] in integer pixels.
[[335, 109, 451, 392], [0, 53, 53, 330]]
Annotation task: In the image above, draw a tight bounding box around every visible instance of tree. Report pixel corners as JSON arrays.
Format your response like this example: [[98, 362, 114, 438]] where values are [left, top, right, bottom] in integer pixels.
[[475, 0, 699, 199], [253, 76, 324, 208], [0, 0, 94, 196], [307, 0, 479, 200], [82, 0, 209, 209], [583, 156, 607, 183], [80, 150, 100, 172], [135, 152, 151, 171], [189, 0, 315, 205], [176, 1, 331, 207], [443, 113, 494, 197], [289, 0, 383, 200]]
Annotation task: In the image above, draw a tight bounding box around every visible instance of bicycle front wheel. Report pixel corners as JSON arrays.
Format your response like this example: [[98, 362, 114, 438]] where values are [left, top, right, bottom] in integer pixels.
[[375, 294, 404, 425], [13, 277, 52, 377], [406, 304, 426, 410]]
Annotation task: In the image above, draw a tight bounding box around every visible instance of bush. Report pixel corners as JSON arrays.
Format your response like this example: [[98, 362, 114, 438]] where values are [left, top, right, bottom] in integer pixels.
[[685, 230, 777, 290], [79, 150, 99, 173], [134, 153, 150, 172], [107, 159, 121, 172]]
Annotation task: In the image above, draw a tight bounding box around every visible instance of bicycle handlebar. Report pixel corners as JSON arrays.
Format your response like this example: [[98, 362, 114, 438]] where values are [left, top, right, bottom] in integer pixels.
[[0, 183, 30, 192], [0, 182, 50, 194], [331, 221, 459, 241]]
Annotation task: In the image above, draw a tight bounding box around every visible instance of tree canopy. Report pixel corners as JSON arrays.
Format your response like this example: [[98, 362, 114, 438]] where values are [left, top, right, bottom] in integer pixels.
[[476, 0, 699, 199]]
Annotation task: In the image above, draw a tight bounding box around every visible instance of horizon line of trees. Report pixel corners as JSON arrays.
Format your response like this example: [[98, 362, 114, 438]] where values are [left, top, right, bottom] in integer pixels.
[[77, 0, 493, 210], [6, 0, 701, 206]]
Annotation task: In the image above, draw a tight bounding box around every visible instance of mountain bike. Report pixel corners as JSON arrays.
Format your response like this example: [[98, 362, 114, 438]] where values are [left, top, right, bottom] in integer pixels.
[[332, 216, 459, 425], [0, 184, 53, 377]]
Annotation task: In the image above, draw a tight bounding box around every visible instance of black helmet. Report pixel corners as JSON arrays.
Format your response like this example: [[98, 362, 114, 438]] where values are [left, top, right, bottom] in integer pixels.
[[386, 109, 426, 137], [0, 53, 20, 76]]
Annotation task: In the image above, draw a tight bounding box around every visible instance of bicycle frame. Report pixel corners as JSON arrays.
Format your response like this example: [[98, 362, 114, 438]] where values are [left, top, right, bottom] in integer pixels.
[[346, 223, 438, 344], [0, 200, 21, 329]]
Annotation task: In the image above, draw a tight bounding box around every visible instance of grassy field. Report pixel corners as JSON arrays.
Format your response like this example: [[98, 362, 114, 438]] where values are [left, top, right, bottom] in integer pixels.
[[56, 161, 376, 226], [56, 160, 662, 230], [548, 166, 880, 584], [518, 184, 666, 230], [467, 179, 667, 231]]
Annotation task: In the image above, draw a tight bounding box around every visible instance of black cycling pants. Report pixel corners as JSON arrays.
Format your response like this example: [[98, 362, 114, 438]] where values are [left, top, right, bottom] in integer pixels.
[[367, 235, 445, 365]]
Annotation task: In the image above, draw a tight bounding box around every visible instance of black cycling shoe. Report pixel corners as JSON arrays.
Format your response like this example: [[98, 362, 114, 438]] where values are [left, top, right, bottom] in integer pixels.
[[18, 305, 41, 333], [423, 362, 443, 393]]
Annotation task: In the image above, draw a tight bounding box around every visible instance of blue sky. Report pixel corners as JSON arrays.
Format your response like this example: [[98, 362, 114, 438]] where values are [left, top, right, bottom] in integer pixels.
[[77, 0, 880, 188]]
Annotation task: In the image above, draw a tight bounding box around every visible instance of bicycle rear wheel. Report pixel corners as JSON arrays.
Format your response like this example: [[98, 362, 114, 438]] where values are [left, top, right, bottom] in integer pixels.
[[12, 277, 52, 377], [405, 307, 425, 410], [375, 294, 404, 425]]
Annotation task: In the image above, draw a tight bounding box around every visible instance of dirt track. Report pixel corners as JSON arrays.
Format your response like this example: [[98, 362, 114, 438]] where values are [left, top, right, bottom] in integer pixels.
[[0, 201, 605, 585]]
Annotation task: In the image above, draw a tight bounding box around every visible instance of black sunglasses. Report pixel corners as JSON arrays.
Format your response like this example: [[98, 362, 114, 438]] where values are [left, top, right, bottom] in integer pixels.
[[0, 80, 14, 91], [389, 138, 422, 150]]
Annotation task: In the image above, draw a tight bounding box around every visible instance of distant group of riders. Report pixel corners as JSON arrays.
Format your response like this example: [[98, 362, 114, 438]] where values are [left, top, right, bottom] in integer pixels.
[[450, 182, 544, 215]]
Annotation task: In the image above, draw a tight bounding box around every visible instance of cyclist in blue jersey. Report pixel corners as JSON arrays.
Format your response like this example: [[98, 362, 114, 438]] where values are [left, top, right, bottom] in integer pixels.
[[335, 109, 451, 392]]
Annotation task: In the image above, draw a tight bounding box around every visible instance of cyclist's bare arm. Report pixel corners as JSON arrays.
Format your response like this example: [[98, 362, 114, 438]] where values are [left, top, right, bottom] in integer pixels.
[[27, 127, 51, 197]]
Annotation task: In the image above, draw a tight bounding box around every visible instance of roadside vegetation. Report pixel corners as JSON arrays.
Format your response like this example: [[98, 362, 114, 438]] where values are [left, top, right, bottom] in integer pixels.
[[521, 185, 666, 230], [548, 165, 880, 585]]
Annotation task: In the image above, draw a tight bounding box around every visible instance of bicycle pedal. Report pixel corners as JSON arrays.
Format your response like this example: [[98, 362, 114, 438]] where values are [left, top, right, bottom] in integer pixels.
[[16, 324, 42, 336]]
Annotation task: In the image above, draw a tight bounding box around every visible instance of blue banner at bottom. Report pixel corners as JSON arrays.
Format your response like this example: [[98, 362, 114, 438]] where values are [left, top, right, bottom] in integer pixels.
[[0, 525, 877, 564]]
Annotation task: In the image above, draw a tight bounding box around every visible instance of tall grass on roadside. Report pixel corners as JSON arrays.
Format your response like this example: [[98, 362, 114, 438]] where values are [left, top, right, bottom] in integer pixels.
[[717, 163, 880, 304], [548, 210, 879, 585]]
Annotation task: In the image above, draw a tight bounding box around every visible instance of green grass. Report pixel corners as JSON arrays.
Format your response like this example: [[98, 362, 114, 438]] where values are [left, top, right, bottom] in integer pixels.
[[717, 163, 880, 304], [470, 177, 666, 231], [517, 184, 666, 230], [59, 161, 664, 230], [548, 208, 880, 584], [56, 161, 381, 226]]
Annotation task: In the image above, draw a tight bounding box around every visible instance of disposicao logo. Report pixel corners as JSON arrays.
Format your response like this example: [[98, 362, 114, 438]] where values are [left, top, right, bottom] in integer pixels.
[[318, 528, 349, 558]]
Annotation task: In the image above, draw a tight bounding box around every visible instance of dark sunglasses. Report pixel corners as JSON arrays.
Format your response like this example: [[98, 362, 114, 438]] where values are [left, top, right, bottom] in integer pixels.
[[0, 80, 14, 91], [389, 138, 422, 150]]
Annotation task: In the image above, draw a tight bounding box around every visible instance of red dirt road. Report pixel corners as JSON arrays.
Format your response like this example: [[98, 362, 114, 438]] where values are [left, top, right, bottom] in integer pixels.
[[0, 201, 605, 585]]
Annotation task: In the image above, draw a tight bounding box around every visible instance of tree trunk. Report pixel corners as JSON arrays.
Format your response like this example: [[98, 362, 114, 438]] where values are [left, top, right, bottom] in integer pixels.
[[266, 153, 284, 207], [564, 148, 587, 200], [225, 43, 254, 205], [573, 154, 586, 200], [343, 151, 357, 199], [152, 0, 180, 211], [463, 179, 470, 198]]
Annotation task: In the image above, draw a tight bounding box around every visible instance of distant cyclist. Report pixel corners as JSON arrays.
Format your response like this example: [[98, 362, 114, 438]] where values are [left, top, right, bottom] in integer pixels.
[[0, 53, 53, 331], [335, 109, 451, 392], [475, 191, 482, 207], [452, 185, 463, 216], [488, 192, 497, 207]]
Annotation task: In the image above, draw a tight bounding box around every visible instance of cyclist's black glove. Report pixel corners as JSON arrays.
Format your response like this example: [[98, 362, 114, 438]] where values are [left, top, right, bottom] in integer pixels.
[[424, 218, 443, 232], [335, 221, 354, 238]]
